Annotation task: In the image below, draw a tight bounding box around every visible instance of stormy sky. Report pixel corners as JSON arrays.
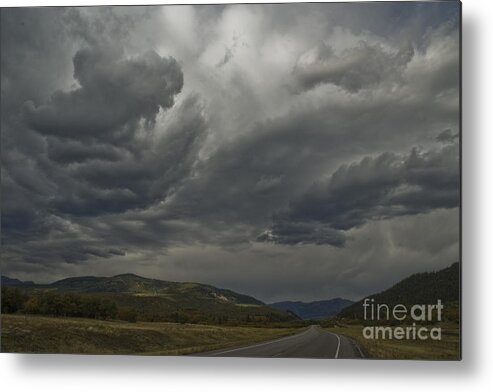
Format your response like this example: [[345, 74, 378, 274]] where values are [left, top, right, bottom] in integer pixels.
[[0, 3, 460, 302]]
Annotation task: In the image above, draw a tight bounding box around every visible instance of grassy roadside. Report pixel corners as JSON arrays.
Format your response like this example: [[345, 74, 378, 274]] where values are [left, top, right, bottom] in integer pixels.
[[1, 314, 302, 355], [326, 324, 460, 360]]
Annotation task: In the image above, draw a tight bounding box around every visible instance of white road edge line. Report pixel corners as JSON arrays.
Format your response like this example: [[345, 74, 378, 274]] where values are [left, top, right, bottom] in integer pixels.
[[355, 343, 365, 358], [326, 330, 341, 359], [207, 326, 313, 356], [334, 333, 341, 359]]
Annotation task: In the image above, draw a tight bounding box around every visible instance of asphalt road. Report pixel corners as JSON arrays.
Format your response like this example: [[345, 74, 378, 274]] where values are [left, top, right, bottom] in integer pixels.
[[198, 325, 364, 359]]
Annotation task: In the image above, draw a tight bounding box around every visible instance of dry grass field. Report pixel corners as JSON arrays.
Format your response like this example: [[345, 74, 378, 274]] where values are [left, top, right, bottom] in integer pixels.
[[326, 324, 460, 360], [1, 314, 302, 355]]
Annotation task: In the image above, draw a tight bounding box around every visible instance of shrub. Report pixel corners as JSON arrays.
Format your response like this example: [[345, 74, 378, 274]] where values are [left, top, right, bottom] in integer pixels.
[[22, 297, 41, 314], [1, 287, 28, 313], [118, 307, 138, 323]]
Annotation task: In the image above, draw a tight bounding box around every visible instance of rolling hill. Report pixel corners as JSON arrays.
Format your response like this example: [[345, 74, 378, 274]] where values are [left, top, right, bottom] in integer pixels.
[[338, 262, 460, 320], [1, 273, 298, 324], [1, 276, 34, 287], [269, 298, 354, 320], [47, 273, 263, 305]]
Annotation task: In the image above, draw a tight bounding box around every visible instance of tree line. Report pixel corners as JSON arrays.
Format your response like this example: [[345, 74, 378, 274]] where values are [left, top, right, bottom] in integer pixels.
[[2, 286, 310, 327], [1, 287, 137, 322]]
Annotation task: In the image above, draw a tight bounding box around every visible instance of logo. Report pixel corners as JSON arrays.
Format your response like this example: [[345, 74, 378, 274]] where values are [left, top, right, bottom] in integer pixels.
[[362, 298, 443, 340]]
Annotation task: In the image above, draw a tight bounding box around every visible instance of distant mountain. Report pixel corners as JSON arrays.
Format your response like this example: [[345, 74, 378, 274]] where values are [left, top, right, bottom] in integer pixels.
[[338, 262, 460, 319], [48, 273, 263, 305], [2, 273, 298, 324], [1, 276, 34, 287], [269, 298, 354, 320]]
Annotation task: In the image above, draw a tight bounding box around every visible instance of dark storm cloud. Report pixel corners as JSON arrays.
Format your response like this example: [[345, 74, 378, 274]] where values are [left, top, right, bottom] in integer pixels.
[[46, 138, 127, 164], [49, 94, 206, 216], [293, 41, 414, 93], [1, 7, 205, 267], [257, 221, 346, 247], [161, 69, 458, 242], [1, 92, 207, 267], [259, 142, 459, 245], [24, 46, 183, 144], [436, 129, 460, 144]]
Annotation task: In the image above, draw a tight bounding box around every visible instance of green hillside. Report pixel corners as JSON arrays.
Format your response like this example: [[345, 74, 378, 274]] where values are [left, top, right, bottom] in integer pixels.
[[338, 262, 460, 320], [1, 274, 298, 325], [48, 273, 263, 305]]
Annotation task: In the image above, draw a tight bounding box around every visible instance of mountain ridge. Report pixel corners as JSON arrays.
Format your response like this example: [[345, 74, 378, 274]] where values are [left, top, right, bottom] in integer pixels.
[[1, 276, 35, 287], [1, 273, 298, 324], [269, 298, 354, 319], [338, 262, 460, 319], [3, 273, 264, 305]]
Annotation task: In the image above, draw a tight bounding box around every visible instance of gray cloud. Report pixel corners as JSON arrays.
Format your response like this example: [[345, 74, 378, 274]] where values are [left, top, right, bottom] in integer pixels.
[[260, 143, 459, 245], [46, 138, 128, 164], [436, 129, 460, 144], [24, 46, 183, 144], [257, 221, 346, 247], [1, 8, 205, 267], [49, 94, 206, 216], [293, 41, 414, 92]]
